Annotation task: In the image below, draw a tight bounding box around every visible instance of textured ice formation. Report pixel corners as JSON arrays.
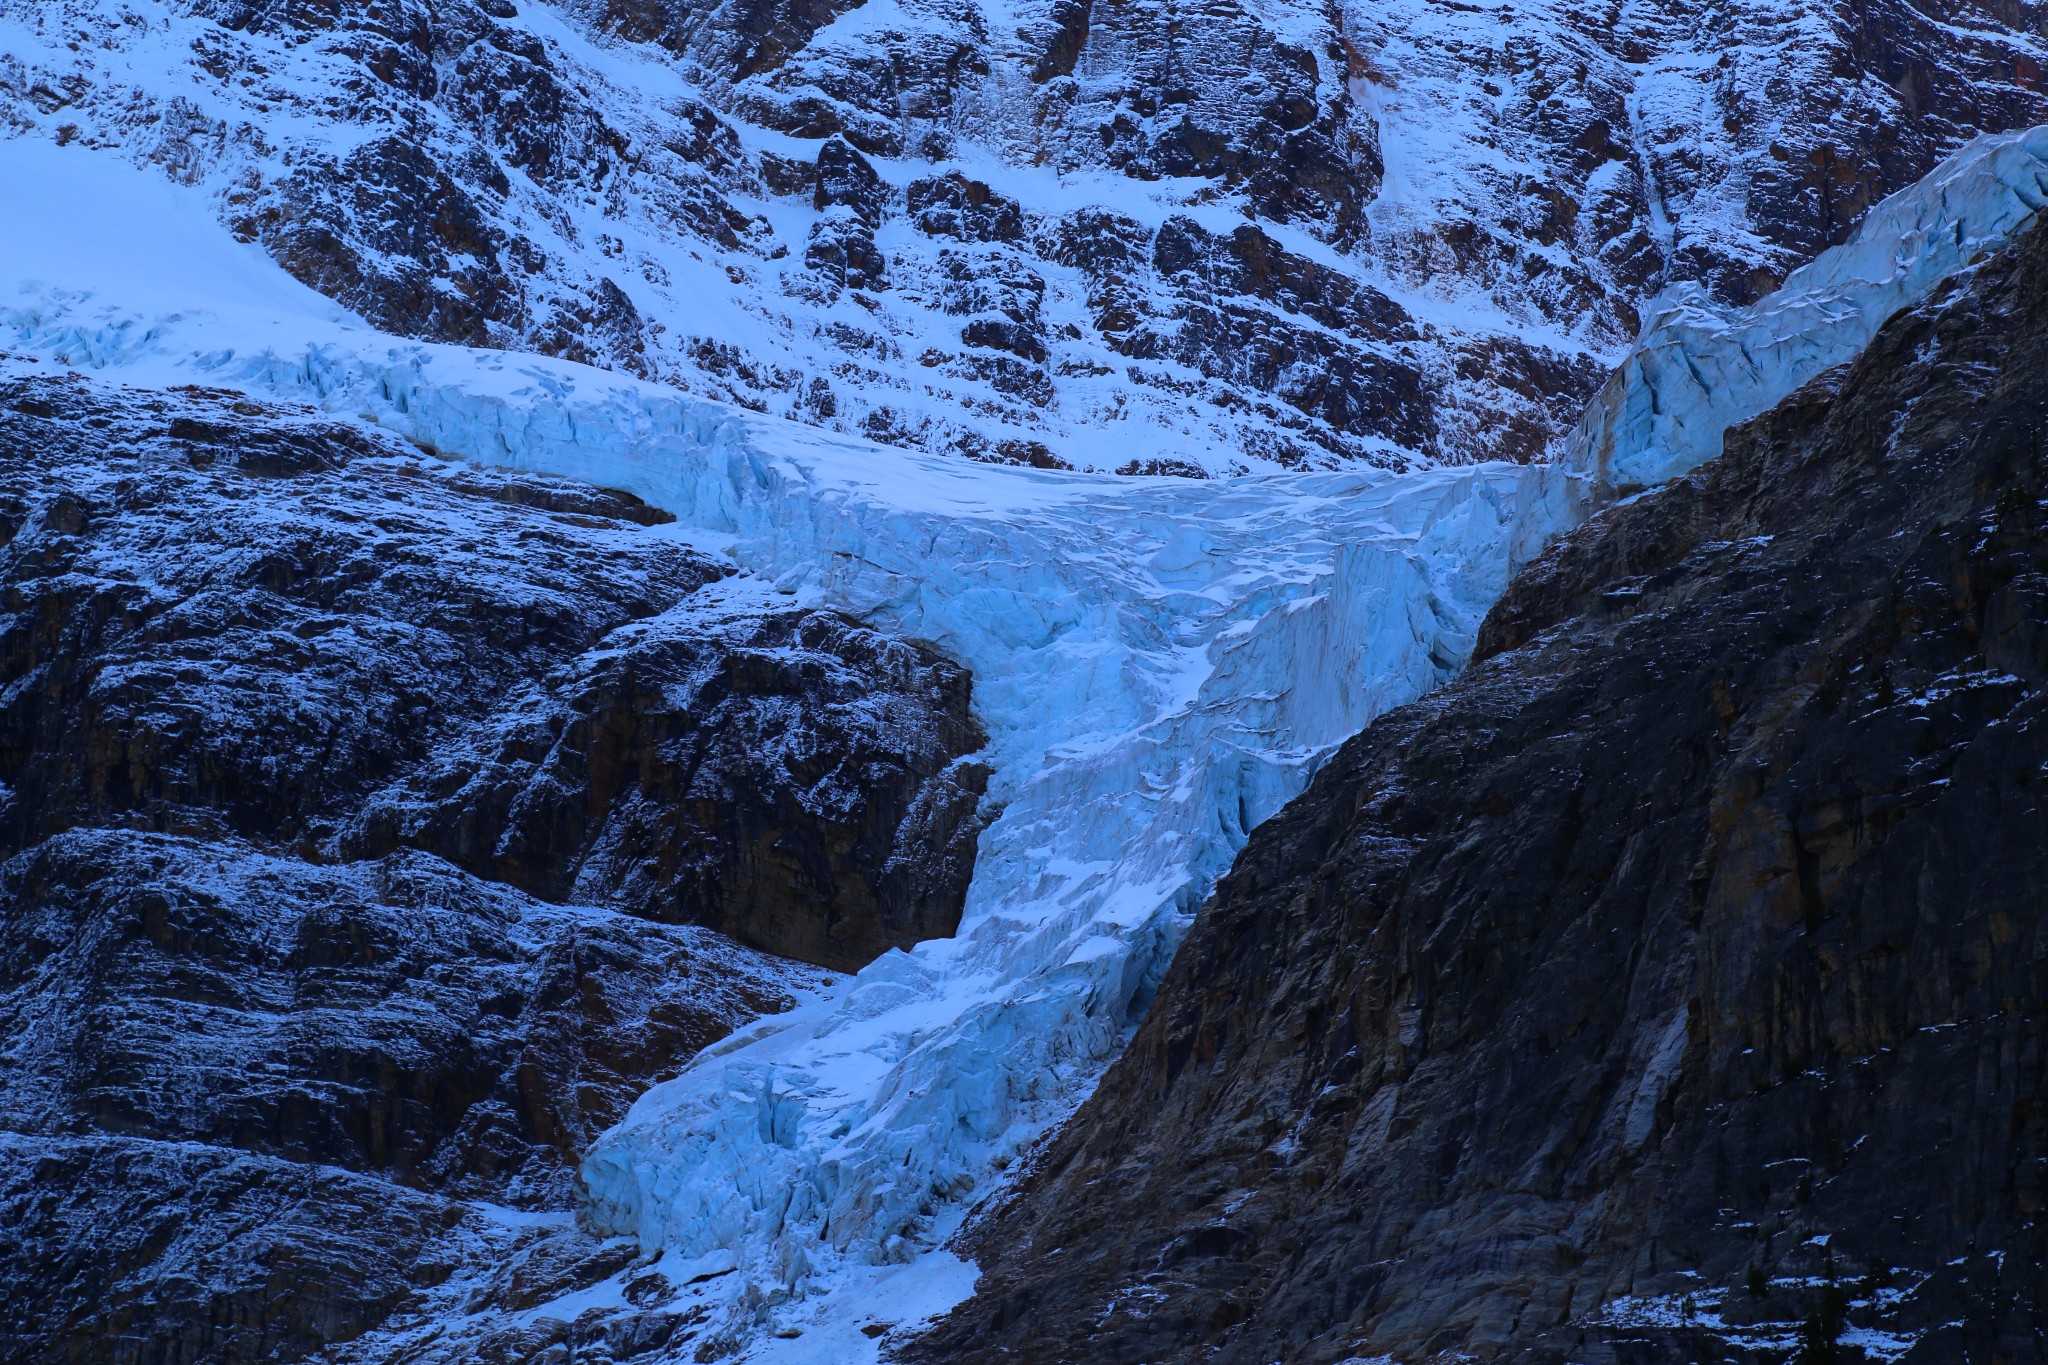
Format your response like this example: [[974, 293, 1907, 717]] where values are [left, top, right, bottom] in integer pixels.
[[1567, 126, 2048, 491], [0, 134, 1582, 1351]]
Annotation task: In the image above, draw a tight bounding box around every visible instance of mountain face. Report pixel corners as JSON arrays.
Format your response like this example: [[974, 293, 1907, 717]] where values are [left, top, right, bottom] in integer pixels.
[[3, 0, 2045, 474], [4, 2, 2048, 1362], [910, 211, 2048, 1365], [0, 373, 987, 1363]]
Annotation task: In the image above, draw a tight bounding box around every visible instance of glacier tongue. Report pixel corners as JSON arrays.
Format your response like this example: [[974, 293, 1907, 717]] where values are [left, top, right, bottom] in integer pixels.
[[570, 417, 1578, 1315], [0, 134, 1583, 1351], [328, 342, 1580, 1340], [1567, 125, 2048, 492]]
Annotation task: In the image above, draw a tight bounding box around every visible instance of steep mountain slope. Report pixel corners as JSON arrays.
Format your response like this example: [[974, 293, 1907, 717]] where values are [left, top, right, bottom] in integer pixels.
[[0, 373, 990, 1363], [7, 5, 2048, 1360], [3, 0, 2045, 474], [912, 186, 2048, 1365]]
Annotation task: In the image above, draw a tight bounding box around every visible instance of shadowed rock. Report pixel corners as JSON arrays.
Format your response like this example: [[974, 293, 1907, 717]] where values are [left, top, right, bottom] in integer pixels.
[[0, 373, 989, 1363]]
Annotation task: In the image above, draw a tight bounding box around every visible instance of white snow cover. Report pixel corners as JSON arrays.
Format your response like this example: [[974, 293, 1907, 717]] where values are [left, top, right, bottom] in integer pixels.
[[0, 134, 1580, 1350], [1566, 125, 2048, 491]]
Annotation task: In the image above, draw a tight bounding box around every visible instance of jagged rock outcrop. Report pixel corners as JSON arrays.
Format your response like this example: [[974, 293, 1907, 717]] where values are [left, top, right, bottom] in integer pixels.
[[912, 194, 2048, 1364], [345, 606, 988, 972], [0, 373, 988, 1363], [0, 830, 796, 1363], [0, 373, 988, 966], [7, 0, 2045, 472]]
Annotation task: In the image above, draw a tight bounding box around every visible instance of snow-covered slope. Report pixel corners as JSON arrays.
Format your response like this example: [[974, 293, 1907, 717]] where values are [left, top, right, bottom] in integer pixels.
[[0, 134, 1579, 1356], [1569, 125, 2048, 491], [6, 0, 2045, 476]]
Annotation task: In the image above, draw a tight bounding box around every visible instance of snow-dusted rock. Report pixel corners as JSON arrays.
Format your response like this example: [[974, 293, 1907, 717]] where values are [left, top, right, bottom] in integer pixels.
[[7, 0, 2045, 475], [0, 365, 997, 1361]]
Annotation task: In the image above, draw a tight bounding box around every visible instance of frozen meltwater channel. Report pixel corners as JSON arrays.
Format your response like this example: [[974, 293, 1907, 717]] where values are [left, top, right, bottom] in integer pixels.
[[0, 134, 1584, 1352]]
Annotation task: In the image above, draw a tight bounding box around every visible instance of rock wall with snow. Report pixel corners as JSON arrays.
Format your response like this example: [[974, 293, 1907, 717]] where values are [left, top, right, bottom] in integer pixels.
[[5, 0, 2047, 475]]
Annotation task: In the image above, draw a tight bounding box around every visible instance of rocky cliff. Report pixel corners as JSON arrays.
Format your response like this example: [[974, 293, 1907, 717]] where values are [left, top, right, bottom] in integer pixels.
[[913, 187, 2048, 1365], [0, 373, 987, 1363], [4, 0, 2045, 473]]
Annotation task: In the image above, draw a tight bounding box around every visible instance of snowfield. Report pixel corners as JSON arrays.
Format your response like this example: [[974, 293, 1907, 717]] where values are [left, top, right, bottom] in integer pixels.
[[6, 122, 2044, 1357]]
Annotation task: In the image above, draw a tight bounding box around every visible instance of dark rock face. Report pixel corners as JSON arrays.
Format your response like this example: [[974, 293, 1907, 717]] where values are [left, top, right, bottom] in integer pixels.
[[1, 831, 798, 1204], [907, 173, 1024, 244], [194, 0, 763, 370], [0, 373, 987, 1363], [913, 215, 2048, 1362], [0, 375, 986, 963], [1032, 0, 1381, 242], [267, 132, 532, 350], [1637, 0, 2048, 304], [1132, 216, 1437, 459], [347, 609, 989, 972], [0, 833, 787, 1363], [3, 1130, 473, 1365]]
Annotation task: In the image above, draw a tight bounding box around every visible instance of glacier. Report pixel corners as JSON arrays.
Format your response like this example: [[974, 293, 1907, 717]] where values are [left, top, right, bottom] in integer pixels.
[[6, 119, 2047, 1357], [1566, 125, 2048, 493], [0, 133, 1581, 1353]]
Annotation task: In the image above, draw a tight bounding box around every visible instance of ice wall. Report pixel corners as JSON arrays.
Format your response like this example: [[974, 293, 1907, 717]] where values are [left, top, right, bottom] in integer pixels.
[[1566, 125, 2048, 492]]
